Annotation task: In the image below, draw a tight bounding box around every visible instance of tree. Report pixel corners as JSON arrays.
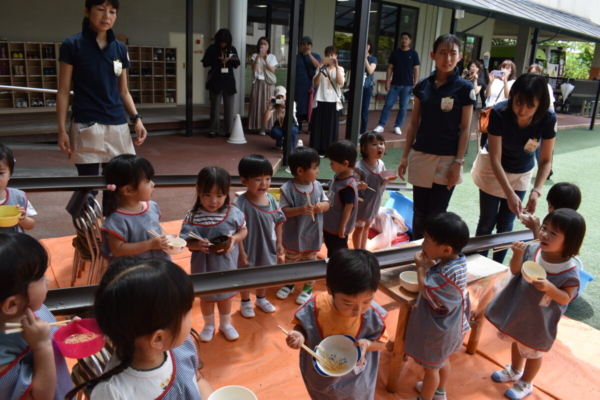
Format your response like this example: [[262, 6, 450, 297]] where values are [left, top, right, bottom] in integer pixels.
[[539, 41, 595, 79]]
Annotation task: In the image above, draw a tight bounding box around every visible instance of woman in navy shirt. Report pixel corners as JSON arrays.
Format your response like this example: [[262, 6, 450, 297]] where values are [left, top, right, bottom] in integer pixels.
[[398, 34, 475, 239], [361, 38, 377, 134], [472, 74, 555, 262], [57, 0, 147, 178]]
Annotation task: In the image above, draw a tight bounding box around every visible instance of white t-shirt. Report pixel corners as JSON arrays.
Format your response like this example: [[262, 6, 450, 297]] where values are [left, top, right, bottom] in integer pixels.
[[279, 182, 329, 208], [535, 250, 574, 274], [251, 53, 278, 81], [271, 102, 298, 126], [547, 84, 556, 105], [313, 66, 345, 110], [486, 79, 515, 108], [91, 351, 179, 400]]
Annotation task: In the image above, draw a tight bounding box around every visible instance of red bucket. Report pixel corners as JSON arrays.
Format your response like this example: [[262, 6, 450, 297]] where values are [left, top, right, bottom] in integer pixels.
[[53, 319, 106, 359]]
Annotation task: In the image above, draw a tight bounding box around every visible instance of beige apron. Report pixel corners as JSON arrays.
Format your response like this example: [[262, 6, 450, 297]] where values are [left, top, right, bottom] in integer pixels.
[[408, 151, 463, 189], [68, 122, 135, 164], [471, 148, 533, 198]]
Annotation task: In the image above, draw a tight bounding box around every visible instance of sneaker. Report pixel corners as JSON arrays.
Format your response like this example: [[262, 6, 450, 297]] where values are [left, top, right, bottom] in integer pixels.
[[296, 289, 312, 305], [240, 302, 255, 318], [394, 127, 402, 135], [492, 365, 523, 383], [505, 380, 533, 400], [297, 139, 303, 147], [258, 129, 266, 136], [255, 298, 276, 313], [415, 382, 447, 400], [220, 325, 239, 341], [373, 125, 384, 133], [276, 285, 294, 299], [285, 167, 291, 174], [199, 326, 215, 342]]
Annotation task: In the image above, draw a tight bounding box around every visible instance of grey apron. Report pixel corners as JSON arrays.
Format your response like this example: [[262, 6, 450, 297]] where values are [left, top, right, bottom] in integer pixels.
[[354, 160, 386, 223], [280, 181, 324, 253], [323, 175, 358, 237]]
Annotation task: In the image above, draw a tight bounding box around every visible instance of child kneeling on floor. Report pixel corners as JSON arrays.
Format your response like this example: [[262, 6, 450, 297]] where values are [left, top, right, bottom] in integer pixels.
[[285, 249, 388, 400], [402, 212, 471, 400]]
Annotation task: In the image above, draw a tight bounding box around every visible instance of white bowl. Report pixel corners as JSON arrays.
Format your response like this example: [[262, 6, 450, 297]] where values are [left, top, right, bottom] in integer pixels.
[[312, 335, 361, 377], [163, 237, 187, 255], [522, 261, 547, 283], [381, 169, 397, 178], [207, 386, 257, 400], [399, 271, 419, 293]]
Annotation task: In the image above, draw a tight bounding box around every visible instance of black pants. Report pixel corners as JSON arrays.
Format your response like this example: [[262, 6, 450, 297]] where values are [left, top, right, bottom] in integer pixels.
[[412, 184, 456, 240], [323, 230, 348, 258]]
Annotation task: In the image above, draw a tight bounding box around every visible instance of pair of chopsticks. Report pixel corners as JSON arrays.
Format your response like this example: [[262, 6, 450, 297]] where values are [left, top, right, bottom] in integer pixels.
[[492, 239, 540, 253], [188, 231, 214, 246], [305, 192, 316, 222], [4, 320, 70, 334], [277, 325, 335, 370], [147, 229, 161, 237]]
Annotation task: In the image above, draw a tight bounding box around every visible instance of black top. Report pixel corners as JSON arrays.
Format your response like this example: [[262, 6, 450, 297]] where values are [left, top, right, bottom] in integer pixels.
[[201, 44, 241, 95], [487, 101, 557, 174], [59, 19, 130, 125], [388, 48, 420, 87]]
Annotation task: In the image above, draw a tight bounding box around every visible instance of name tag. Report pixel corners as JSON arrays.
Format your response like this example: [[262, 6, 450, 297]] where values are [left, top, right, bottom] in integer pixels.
[[524, 138, 540, 153], [539, 294, 552, 307], [113, 60, 122, 76], [221, 68, 229, 74], [441, 97, 454, 112]]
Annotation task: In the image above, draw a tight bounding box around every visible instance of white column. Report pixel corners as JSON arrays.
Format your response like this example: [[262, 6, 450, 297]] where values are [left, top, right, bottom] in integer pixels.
[[229, 0, 247, 117], [514, 25, 533, 76]]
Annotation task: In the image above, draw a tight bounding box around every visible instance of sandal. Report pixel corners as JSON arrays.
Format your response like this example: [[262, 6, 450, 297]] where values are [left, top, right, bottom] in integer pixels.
[[276, 285, 294, 299], [199, 326, 215, 342]]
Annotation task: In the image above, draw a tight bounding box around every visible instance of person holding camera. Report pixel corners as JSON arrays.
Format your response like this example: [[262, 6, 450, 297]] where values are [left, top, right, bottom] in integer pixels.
[[264, 86, 299, 151], [485, 60, 516, 108], [309, 46, 345, 156], [202, 28, 240, 139], [249, 37, 278, 136], [461, 60, 482, 101]]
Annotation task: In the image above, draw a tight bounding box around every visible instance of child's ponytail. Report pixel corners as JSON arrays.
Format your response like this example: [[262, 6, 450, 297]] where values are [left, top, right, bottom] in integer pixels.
[[191, 166, 231, 215], [102, 155, 155, 217]]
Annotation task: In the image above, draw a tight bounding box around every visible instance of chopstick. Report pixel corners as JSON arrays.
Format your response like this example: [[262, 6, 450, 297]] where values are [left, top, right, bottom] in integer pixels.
[[188, 232, 214, 246], [277, 325, 334, 369], [305, 192, 316, 222], [367, 186, 377, 192], [4, 320, 70, 334], [492, 239, 540, 253], [146, 229, 160, 237]]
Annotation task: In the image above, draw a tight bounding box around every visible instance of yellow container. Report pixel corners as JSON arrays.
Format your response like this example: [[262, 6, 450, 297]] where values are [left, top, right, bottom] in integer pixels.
[[0, 205, 21, 228], [268, 188, 280, 201]]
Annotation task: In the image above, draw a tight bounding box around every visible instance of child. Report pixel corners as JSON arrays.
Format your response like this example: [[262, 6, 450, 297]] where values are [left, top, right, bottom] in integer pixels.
[[66, 257, 214, 400], [352, 132, 396, 249], [180, 167, 247, 341], [522, 182, 581, 238], [0, 232, 73, 400], [285, 249, 387, 399], [0, 143, 36, 233], [234, 155, 286, 318], [276, 146, 330, 305], [100, 154, 170, 260], [485, 209, 585, 400], [403, 212, 471, 400], [323, 140, 358, 256]]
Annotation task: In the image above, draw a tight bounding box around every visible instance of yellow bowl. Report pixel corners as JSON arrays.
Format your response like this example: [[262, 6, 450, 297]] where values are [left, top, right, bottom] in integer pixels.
[[522, 261, 547, 283], [268, 188, 280, 201], [0, 205, 21, 228], [399, 271, 419, 293]]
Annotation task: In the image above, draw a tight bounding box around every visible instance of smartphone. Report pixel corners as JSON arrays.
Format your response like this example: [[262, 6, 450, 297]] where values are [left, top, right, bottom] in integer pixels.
[[229, 54, 237, 59], [492, 70, 504, 78]]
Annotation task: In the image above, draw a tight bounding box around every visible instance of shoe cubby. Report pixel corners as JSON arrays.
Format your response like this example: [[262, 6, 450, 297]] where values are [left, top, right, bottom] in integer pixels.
[[126, 45, 177, 105]]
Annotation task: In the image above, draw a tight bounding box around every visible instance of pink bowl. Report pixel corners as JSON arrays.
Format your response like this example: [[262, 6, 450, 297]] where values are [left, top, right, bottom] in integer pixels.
[[53, 319, 106, 359]]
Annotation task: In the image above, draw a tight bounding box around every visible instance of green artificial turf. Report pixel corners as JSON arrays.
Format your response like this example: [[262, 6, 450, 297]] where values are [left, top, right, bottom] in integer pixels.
[[276, 126, 600, 329]]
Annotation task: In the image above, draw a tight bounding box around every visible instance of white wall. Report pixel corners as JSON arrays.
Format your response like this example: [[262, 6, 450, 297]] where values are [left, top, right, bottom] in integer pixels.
[[527, 0, 600, 25], [439, 8, 496, 64]]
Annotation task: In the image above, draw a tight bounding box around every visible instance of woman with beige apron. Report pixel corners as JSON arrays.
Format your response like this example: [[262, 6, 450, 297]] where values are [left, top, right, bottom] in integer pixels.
[[472, 73, 556, 263]]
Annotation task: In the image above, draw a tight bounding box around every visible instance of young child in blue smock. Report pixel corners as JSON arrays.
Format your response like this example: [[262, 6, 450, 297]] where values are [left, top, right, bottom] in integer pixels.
[[485, 209, 585, 400], [0, 233, 73, 400], [402, 212, 471, 400], [285, 249, 388, 400], [0, 144, 36, 233], [235, 154, 286, 317]]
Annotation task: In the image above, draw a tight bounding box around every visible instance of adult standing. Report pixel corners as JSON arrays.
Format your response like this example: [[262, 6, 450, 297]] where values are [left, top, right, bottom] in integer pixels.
[[478, 59, 490, 110], [397, 34, 475, 240], [461, 60, 482, 103], [202, 28, 240, 139], [481, 60, 516, 148], [374, 32, 420, 135], [472, 74, 556, 263], [528, 63, 555, 178], [295, 37, 321, 134], [309, 46, 345, 155], [57, 0, 147, 181], [248, 37, 278, 136], [360, 38, 377, 134]]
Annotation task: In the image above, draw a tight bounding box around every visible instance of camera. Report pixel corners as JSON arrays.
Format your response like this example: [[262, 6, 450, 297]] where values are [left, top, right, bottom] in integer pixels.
[[271, 98, 284, 105], [319, 65, 328, 75]]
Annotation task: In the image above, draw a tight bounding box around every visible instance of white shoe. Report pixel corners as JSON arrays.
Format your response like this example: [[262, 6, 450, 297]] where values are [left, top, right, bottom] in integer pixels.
[[199, 326, 215, 342], [373, 125, 384, 133], [505, 379, 533, 400], [255, 298, 276, 313], [220, 324, 239, 341], [240, 302, 255, 318], [258, 129, 266, 136], [296, 139, 303, 147], [394, 127, 402, 135], [415, 382, 447, 400]]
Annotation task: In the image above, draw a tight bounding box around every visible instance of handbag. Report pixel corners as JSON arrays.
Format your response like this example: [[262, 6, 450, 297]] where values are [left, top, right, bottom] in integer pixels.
[[478, 89, 503, 133], [264, 68, 277, 85]]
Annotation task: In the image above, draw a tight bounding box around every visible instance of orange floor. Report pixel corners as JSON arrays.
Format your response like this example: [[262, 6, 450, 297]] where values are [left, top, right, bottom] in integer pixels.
[[42, 221, 600, 400]]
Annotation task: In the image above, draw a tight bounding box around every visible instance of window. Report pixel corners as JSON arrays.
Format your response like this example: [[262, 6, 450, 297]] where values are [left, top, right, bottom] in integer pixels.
[[458, 34, 482, 68]]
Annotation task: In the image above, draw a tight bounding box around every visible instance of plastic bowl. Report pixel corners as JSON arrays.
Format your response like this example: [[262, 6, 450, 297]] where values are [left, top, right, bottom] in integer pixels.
[[0, 205, 21, 228], [163, 237, 187, 255], [312, 335, 361, 377], [209, 235, 231, 255], [381, 169, 397, 178], [207, 386, 257, 400], [53, 319, 106, 359], [399, 271, 419, 293], [267, 188, 280, 201], [522, 261, 547, 283]]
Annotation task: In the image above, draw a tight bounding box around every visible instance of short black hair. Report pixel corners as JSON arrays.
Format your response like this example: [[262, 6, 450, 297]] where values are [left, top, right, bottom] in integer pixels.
[[326, 249, 380, 296], [547, 182, 581, 211], [325, 140, 357, 168], [214, 28, 233, 49], [400, 32, 412, 39], [432, 34, 460, 53], [542, 209, 586, 258], [85, 0, 119, 10], [288, 146, 320, 176], [423, 212, 470, 254], [324, 46, 338, 57], [359, 131, 385, 159], [0, 143, 15, 175], [507, 73, 550, 125], [238, 154, 273, 179]]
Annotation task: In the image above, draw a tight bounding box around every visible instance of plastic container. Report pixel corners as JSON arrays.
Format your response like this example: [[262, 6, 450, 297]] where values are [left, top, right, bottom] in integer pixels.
[[267, 188, 280, 201], [0, 205, 21, 228], [53, 319, 105, 359], [399, 271, 419, 292], [207, 386, 257, 400], [163, 237, 186, 255], [384, 192, 413, 232], [522, 261, 547, 283], [209, 235, 231, 255], [312, 335, 361, 377]]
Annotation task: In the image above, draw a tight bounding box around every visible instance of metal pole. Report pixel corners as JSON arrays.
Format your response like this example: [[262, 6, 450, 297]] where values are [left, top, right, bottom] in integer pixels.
[[590, 80, 600, 130], [283, 0, 300, 166], [450, 9, 458, 36], [185, 0, 193, 137], [346, 0, 371, 143], [529, 28, 539, 67]]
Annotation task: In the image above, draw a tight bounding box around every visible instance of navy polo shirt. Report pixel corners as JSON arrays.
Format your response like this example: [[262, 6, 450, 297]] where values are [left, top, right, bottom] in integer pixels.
[[388, 48, 420, 86], [59, 20, 130, 125], [412, 68, 476, 156], [487, 101, 557, 174]]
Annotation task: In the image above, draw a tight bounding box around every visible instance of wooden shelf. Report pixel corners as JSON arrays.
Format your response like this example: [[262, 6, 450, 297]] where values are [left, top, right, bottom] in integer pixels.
[[126, 45, 177, 105]]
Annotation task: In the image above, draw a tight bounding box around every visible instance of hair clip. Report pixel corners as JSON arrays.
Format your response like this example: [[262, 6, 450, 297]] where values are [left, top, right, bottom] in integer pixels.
[[107, 184, 117, 191]]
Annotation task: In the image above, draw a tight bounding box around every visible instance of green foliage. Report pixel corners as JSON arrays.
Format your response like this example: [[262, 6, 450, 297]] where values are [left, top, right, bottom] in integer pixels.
[[334, 33, 353, 51], [543, 41, 595, 79], [492, 38, 517, 46]]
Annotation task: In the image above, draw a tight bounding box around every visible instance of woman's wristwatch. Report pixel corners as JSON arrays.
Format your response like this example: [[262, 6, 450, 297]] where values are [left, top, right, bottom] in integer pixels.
[[454, 158, 465, 165], [130, 114, 142, 124], [531, 187, 543, 196]]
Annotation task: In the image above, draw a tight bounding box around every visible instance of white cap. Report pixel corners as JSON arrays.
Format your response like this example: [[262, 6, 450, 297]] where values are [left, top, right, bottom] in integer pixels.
[[274, 86, 287, 97]]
